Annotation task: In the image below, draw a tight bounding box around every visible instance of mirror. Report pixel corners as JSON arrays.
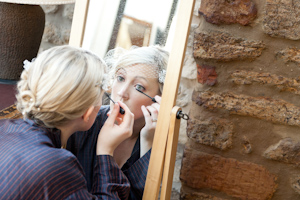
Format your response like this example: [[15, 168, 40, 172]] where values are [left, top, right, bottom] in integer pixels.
[[69, 0, 194, 199], [81, 0, 179, 57]]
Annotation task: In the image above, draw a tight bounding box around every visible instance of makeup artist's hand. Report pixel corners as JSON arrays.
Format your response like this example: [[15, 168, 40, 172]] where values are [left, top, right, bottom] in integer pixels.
[[140, 95, 161, 157], [96, 101, 134, 156]]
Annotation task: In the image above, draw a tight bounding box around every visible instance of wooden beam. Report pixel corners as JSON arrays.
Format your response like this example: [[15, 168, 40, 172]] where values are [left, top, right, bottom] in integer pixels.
[[160, 106, 182, 200], [143, 0, 195, 199], [69, 0, 90, 47]]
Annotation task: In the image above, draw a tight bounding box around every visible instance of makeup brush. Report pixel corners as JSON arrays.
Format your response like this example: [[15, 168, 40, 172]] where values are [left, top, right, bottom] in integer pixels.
[[136, 88, 157, 103], [105, 93, 125, 114]]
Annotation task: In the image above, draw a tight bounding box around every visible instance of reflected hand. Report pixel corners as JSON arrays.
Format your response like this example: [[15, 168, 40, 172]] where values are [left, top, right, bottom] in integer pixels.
[[96, 101, 134, 156], [140, 95, 161, 156]]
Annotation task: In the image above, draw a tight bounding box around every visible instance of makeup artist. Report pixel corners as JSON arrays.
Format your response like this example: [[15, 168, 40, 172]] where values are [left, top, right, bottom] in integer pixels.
[[67, 46, 169, 200], [0, 45, 134, 199]]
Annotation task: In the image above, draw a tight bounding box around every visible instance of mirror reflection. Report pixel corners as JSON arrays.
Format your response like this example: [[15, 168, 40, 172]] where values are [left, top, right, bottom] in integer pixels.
[[67, 1, 181, 199], [82, 0, 179, 57]]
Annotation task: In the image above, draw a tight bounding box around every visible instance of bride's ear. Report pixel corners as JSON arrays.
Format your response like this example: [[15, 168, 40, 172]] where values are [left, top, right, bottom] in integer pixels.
[[82, 106, 94, 122]]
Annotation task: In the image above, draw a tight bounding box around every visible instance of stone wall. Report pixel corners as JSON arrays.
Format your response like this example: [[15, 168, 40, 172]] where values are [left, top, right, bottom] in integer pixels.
[[180, 0, 300, 199], [39, 4, 74, 52]]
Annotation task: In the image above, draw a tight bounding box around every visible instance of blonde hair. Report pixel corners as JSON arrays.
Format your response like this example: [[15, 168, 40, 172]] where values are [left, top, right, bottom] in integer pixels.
[[105, 46, 169, 94], [16, 45, 107, 128]]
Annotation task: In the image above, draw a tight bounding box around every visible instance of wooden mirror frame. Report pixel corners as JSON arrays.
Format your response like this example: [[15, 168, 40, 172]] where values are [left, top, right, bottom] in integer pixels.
[[69, 0, 195, 199]]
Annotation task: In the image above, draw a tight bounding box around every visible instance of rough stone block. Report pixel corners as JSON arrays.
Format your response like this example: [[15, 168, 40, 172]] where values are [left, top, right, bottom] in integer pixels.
[[43, 23, 69, 45], [242, 136, 252, 154], [198, 0, 257, 25], [197, 64, 218, 86], [193, 31, 265, 61], [263, 138, 300, 166], [180, 147, 277, 199], [290, 175, 300, 195], [41, 5, 58, 14], [63, 4, 75, 20], [277, 47, 300, 65], [182, 54, 197, 80], [231, 70, 300, 95], [181, 191, 226, 200], [192, 91, 300, 127], [187, 118, 233, 150], [263, 0, 300, 40]]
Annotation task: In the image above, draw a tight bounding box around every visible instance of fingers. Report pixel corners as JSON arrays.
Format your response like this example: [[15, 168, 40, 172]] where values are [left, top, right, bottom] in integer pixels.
[[96, 102, 134, 156], [106, 102, 134, 128], [150, 102, 160, 112], [146, 105, 158, 122], [142, 102, 160, 125], [105, 103, 120, 125], [117, 101, 134, 128], [141, 105, 152, 124], [154, 95, 162, 104]]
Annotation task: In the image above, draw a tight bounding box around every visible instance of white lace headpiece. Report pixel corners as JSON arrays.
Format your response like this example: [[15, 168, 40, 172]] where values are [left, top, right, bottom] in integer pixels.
[[104, 46, 168, 84]]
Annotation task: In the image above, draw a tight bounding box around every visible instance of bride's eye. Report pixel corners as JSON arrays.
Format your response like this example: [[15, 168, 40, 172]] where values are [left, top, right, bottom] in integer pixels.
[[116, 75, 125, 82], [135, 84, 145, 91]]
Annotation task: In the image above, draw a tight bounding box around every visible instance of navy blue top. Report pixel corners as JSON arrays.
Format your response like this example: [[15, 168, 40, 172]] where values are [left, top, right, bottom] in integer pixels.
[[0, 119, 130, 200], [67, 105, 151, 200]]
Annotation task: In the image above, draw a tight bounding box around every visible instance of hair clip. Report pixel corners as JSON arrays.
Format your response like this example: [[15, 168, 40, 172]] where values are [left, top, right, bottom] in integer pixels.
[[23, 60, 31, 71], [23, 58, 36, 72]]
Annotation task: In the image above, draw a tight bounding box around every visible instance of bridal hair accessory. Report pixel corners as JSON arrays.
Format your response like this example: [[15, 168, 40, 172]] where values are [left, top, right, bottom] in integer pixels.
[[104, 46, 168, 84], [158, 69, 166, 84], [23, 58, 36, 71], [95, 74, 109, 91]]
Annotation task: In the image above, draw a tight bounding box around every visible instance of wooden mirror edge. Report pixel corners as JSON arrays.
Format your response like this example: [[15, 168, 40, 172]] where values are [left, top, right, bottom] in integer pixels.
[[143, 0, 195, 199], [69, 0, 90, 47]]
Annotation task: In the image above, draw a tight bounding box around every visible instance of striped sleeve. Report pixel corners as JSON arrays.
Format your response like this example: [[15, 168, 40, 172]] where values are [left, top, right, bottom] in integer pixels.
[[92, 155, 130, 200], [52, 152, 130, 199], [123, 149, 151, 199], [0, 119, 129, 200]]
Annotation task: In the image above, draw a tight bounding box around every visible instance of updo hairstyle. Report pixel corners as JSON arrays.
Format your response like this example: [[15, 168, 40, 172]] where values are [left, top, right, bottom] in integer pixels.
[[16, 45, 107, 128]]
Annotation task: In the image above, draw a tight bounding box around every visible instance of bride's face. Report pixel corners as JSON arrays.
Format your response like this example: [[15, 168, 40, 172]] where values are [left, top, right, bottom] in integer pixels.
[[111, 64, 160, 120]]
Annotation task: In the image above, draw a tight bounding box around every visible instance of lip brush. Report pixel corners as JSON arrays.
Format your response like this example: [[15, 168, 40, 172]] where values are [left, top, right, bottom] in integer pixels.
[[105, 93, 125, 114]]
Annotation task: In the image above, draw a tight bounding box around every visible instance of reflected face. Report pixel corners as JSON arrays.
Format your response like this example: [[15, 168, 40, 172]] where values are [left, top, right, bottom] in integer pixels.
[[111, 64, 160, 120]]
